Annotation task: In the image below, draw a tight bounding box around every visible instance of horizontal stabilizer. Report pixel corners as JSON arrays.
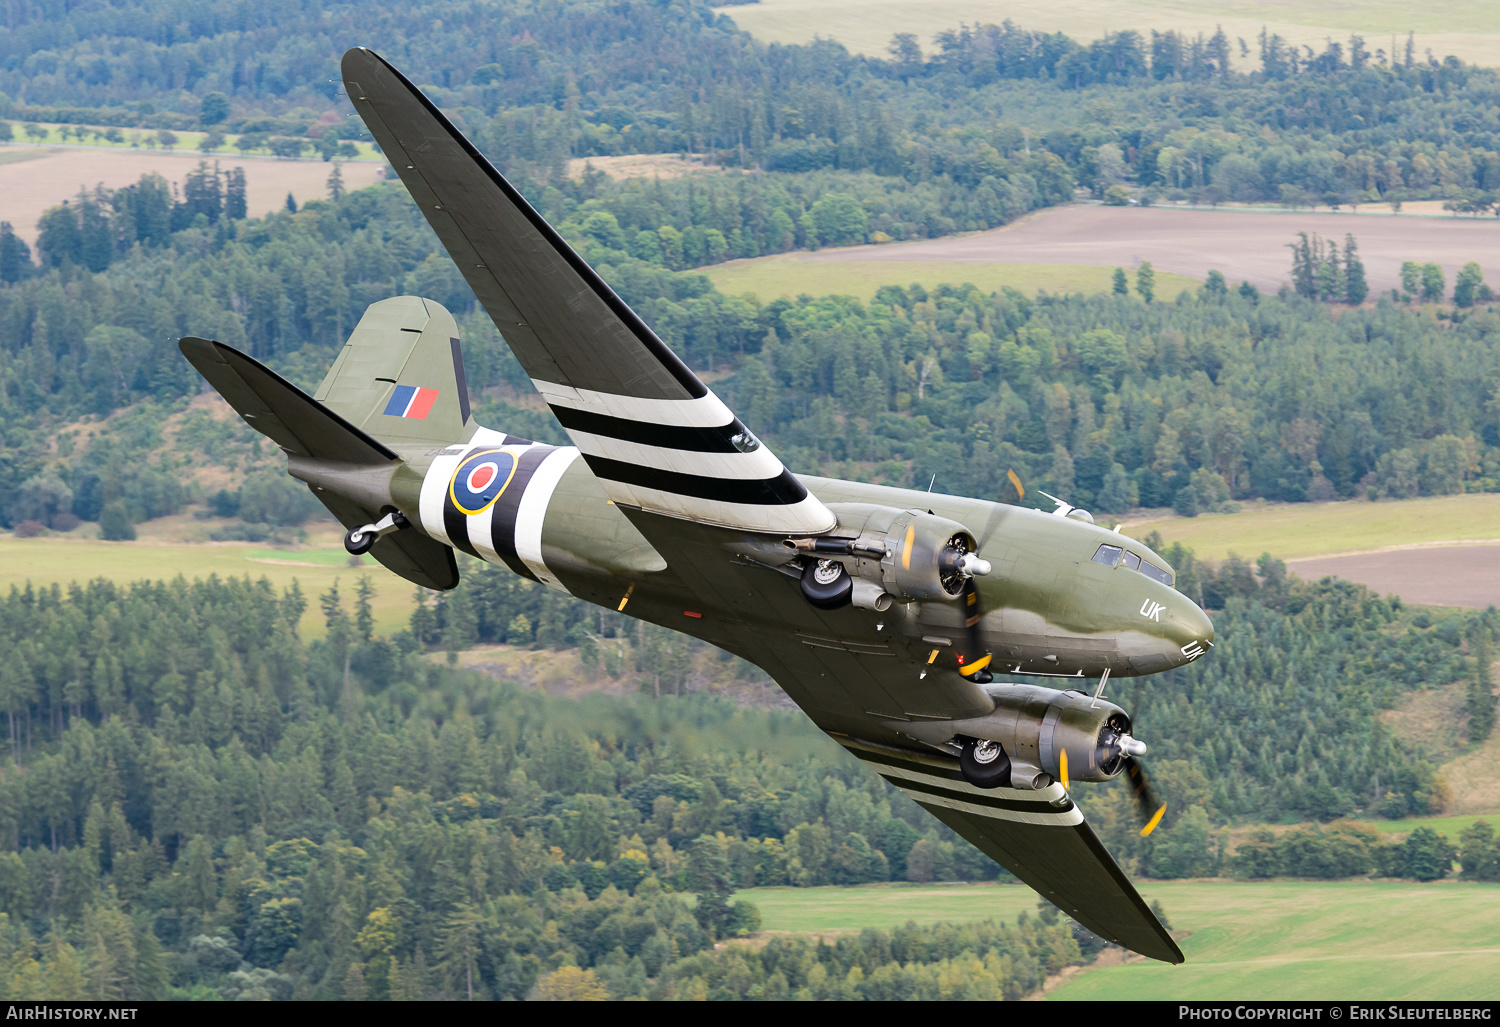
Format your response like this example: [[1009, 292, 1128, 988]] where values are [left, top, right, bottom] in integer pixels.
[[180, 337, 397, 465]]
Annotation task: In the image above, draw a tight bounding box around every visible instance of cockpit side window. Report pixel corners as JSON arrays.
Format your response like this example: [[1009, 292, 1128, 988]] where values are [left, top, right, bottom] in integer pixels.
[[1121, 551, 1141, 571], [1140, 561, 1174, 586], [1092, 544, 1123, 567]]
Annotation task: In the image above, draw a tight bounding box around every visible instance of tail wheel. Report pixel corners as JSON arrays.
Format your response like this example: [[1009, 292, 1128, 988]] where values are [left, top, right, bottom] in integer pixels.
[[344, 528, 377, 555], [800, 558, 853, 609], [959, 737, 1011, 789]]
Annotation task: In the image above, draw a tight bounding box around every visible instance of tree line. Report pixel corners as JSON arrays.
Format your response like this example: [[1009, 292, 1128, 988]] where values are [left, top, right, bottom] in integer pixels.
[[8, 3, 1500, 221]]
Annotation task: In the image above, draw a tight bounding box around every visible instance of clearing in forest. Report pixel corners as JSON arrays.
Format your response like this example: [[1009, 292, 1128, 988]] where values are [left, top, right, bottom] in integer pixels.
[[0, 532, 410, 639]]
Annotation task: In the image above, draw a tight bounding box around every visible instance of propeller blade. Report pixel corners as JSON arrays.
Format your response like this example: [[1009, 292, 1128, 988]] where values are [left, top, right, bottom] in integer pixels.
[[1007, 467, 1025, 502], [957, 577, 994, 682], [1059, 747, 1070, 791], [1123, 755, 1166, 837]]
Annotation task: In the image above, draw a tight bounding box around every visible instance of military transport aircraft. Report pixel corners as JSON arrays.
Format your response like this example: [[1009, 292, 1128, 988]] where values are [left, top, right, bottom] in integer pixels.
[[179, 47, 1216, 964]]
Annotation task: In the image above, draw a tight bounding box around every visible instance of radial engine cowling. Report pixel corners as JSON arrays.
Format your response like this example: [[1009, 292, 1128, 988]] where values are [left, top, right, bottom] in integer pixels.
[[879, 511, 982, 603], [906, 684, 1142, 789]]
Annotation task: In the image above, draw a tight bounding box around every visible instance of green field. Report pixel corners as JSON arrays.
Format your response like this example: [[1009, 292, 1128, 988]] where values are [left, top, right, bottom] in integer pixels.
[[702, 257, 1198, 303], [1049, 880, 1500, 1000], [0, 535, 414, 638], [1125, 493, 1500, 562], [737, 879, 1500, 1000], [1356, 813, 1500, 837], [717, 0, 1500, 70]]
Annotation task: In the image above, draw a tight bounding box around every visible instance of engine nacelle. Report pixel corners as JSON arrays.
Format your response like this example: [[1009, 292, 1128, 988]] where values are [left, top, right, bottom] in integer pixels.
[[877, 510, 980, 602], [983, 684, 1135, 786], [902, 683, 1139, 789], [789, 504, 982, 605]]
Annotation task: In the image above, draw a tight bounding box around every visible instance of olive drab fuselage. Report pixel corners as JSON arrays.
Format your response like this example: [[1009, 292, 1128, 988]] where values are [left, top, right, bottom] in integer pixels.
[[395, 433, 1214, 693]]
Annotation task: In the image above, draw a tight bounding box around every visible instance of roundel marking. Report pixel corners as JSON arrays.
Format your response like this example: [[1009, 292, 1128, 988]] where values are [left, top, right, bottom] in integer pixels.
[[449, 448, 519, 515]]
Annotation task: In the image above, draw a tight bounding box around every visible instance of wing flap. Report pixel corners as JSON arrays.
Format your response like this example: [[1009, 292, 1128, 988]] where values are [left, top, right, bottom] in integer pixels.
[[838, 736, 1184, 964]]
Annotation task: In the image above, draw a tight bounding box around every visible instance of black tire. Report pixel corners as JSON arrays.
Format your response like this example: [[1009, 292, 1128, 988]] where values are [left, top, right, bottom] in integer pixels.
[[800, 559, 853, 609], [959, 737, 1011, 789], [344, 528, 376, 556]]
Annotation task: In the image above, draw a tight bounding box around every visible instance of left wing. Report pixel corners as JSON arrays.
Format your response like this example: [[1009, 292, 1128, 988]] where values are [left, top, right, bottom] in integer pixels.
[[341, 47, 833, 537], [837, 736, 1184, 964]]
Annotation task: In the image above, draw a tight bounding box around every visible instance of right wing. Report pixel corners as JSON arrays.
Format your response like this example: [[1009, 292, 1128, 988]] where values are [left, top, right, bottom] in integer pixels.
[[341, 47, 833, 537], [838, 736, 1184, 964]]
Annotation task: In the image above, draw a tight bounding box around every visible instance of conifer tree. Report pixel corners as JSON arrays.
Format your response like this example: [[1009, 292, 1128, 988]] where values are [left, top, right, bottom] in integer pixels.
[[1344, 233, 1368, 304], [1468, 633, 1497, 743], [1136, 261, 1155, 302]]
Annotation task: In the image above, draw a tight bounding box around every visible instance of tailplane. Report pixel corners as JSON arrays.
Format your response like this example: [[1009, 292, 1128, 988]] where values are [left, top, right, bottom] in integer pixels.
[[179, 329, 461, 590]]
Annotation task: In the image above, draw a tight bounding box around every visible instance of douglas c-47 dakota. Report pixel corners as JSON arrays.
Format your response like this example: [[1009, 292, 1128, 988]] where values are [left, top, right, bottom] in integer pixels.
[[181, 47, 1215, 964]]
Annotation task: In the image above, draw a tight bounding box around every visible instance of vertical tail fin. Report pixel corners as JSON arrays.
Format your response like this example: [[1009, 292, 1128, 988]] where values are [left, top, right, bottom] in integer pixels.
[[314, 296, 474, 447]]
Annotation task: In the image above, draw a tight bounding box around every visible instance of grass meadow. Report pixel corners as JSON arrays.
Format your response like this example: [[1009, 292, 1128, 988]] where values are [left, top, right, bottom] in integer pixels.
[[0, 533, 414, 638], [1124, 493, 1500, 562], [737, 879, 1500, 1000]]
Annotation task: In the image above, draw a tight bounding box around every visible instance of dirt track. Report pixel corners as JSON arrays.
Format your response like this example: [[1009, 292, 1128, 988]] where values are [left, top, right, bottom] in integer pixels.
[[1287, 544, 1500, 609], [0, 147, 384, 243], [807, 204, 1500, 295]]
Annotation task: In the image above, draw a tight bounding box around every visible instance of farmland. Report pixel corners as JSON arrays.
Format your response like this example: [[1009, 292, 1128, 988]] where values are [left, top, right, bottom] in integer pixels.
[[0, 144, 384, 245], [1126, 493, 1500, 562], [774, 204, 1500, 300], [702, 255, 1199, 302], [717, 0, 1500, 70]]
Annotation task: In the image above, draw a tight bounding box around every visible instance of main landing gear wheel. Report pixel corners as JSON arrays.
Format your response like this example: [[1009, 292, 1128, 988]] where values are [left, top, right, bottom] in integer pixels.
[[343, 527, 377, 555], [960, 737, 1012, 789], [800, 558, 853, 609]]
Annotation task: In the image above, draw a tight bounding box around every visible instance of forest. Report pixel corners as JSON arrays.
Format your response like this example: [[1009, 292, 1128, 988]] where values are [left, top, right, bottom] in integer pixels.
[[0, 564, 1495, 999]]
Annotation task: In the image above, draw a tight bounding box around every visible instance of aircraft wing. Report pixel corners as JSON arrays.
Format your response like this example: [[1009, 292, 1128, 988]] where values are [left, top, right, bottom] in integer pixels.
[[611, 513, 1179, 962], [341, 47, 833, 537], [837, 736, 1183, 964]]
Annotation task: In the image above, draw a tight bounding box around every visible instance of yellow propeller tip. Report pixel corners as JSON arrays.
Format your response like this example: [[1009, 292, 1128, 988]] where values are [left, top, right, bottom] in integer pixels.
[[958, 653, 993, 677], [1140, 804, 1167, 837], [1059, 748, 1069, 791]]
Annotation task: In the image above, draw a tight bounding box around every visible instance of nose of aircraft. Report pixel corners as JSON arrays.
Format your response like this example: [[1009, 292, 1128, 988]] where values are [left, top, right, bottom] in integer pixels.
[[1164, 596, 1215, 663]]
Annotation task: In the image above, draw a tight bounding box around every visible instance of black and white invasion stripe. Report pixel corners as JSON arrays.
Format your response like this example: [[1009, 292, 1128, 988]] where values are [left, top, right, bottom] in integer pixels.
[[835, 737, 1085, 828], [419, 428, 579, 592], [533, 380, 835, 535]]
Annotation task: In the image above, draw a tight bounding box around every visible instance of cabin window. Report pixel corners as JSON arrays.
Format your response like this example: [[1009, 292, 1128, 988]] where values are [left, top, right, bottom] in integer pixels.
[[1092, 544, 1123, 567], [1140, 561, 1174, 586], [1121, 551, 1141, 571]]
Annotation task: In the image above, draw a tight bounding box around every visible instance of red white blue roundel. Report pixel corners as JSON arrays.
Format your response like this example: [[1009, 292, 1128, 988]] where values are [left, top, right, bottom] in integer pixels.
[[449, 449, 517, 515]]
